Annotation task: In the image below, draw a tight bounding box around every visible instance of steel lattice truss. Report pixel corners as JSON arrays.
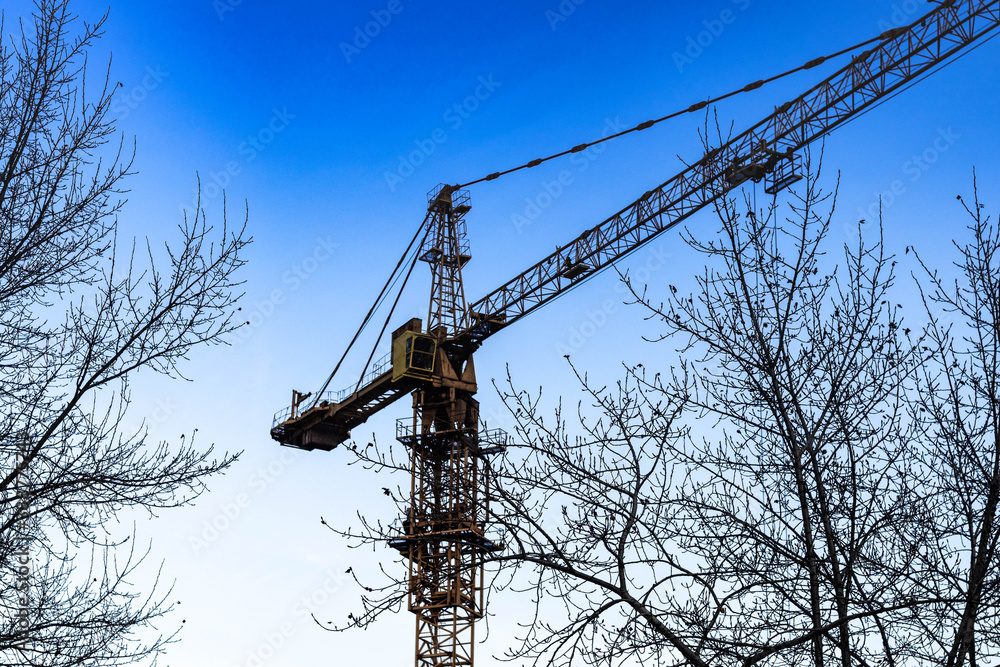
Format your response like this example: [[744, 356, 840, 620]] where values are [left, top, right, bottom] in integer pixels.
[[393, 418, 504, 667], [424, 187, 473, 337], [458, 0, 1000, 346]]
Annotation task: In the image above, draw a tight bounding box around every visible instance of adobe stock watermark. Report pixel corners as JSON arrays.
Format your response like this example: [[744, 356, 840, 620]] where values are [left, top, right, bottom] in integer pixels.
[[546, 0, 586, 31], [673, 0, 751, 73], [11, 446, 33, 636], [226, 235, 340, 346], [555, 245, 672, 356], [180, 107, 296, 217], [14, 546, 29, 631], [383, 75, 502, 192], [147, 397, 179, 434], [112, 65, 169, 120], [853, 127, 960, 233], [480, 403, 516, 432], [14, 491, 31, 633], [237, 568, 351, 667], [213, 0, 244, 21], [511, 116, 626, 234], [876, 0, 924, 31], [189, 449, 302, 555], [340, 0, 411, 63]]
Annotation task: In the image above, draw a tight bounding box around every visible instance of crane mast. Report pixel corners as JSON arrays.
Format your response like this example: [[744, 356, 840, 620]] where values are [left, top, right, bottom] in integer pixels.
[[424, 186, 471, 337], [387, 185, 505, 667], [270, 2, 1000, 666]]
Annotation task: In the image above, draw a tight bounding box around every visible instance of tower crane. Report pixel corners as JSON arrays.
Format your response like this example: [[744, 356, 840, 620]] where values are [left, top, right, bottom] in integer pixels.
[[270, 2, 1000, 665]]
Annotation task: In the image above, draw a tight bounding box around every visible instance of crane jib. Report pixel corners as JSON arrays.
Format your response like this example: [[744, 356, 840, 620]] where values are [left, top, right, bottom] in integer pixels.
[[457, 0, 1000, 347]]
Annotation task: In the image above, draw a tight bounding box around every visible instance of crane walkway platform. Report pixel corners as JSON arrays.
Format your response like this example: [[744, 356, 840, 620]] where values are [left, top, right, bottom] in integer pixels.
[[270, 353, 419, 450]]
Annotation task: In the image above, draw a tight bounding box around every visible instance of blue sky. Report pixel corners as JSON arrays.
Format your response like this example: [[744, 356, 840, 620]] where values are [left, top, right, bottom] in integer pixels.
[[7, 1, 1000, 665]]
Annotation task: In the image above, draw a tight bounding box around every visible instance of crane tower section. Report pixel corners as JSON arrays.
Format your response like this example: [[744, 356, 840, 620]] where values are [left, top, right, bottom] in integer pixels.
[[423, 185, 472, 338], [387, 186, 506, 667]]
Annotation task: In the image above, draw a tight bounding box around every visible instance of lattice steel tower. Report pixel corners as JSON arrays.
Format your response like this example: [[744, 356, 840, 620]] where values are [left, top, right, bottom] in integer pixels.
[[388, 185, 505, 667]]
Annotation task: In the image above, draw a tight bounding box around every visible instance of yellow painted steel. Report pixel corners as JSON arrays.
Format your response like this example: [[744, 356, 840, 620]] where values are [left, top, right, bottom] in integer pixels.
[[392, 331, 437, 382]]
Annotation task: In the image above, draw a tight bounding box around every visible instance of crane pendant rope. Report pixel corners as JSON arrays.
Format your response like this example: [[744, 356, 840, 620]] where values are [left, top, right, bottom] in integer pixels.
[[451, 10, 942, 190]]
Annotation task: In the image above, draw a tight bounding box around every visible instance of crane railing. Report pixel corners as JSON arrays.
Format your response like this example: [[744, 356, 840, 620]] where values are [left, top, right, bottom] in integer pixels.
[[272, 351, 393, 427]]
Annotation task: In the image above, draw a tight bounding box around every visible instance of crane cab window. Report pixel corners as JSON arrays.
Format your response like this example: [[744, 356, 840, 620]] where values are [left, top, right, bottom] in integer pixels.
[[392, 331, 436, 381], [407, 335, 435, 372]]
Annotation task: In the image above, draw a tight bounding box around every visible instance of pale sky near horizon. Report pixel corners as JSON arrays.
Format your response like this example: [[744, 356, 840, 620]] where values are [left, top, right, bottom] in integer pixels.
[[5, 1, 1000, 665]]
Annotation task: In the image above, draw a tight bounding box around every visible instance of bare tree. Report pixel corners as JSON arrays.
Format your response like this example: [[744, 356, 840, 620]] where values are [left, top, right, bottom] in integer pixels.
[[0, 2, 249, 665], [327, 161, 960, 666], [484, 165, 934, 667], [909, 176, 1000, 667]]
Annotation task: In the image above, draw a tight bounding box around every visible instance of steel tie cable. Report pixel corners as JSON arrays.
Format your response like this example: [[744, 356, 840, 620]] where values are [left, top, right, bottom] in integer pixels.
[[311, 210, 432, 406], [452, 24, 919, 190]]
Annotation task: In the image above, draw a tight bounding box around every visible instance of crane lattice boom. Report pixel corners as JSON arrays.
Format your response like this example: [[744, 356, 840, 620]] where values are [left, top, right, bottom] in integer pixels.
[[457, 0, 1000, 344]]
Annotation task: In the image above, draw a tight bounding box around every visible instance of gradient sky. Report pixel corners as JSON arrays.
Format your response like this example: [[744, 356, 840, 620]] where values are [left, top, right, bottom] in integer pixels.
[[6, 1, 1000, 665]]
